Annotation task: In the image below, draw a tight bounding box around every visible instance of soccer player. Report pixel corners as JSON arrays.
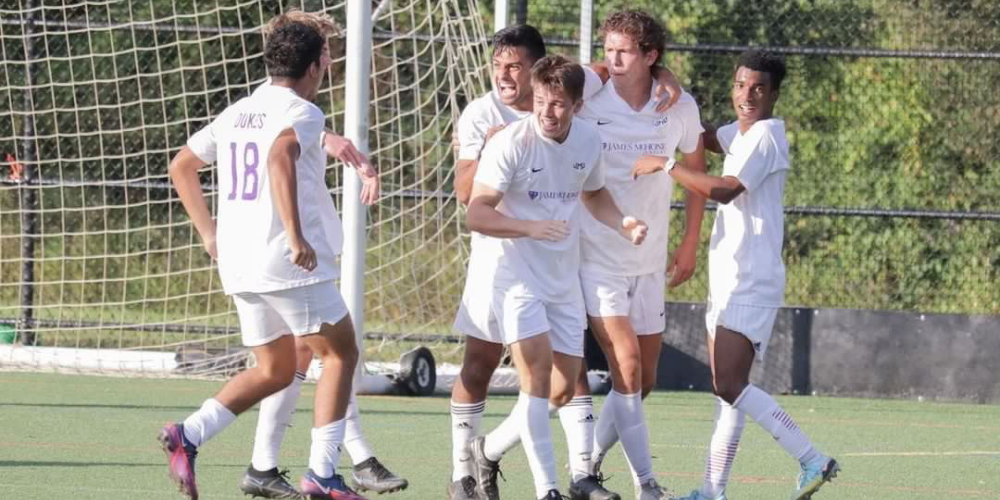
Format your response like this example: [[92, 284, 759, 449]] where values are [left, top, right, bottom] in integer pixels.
[[577, 10, 707, 499], [236, 11, 406, 499], [633, 49, 841, 500], [450, 24, 680, 500], [465, 55, 648, 500], [161, 20, 368, 500]]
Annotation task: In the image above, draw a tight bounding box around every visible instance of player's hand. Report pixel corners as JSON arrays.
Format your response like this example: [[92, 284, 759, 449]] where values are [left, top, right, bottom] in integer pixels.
[[357, 161, 380, 205], [632, 155, 673, 180], [323, 132, 368, 169], [288, 237, 317, 272], [202, 235, 218, 260], [527, 219, 570, 242], [667, 238, 698, 287], [621, 216, 648, 245], [653, 70, 682, 112]]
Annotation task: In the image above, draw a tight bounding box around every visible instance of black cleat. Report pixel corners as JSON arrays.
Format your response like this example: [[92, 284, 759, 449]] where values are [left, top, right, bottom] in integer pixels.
[[540, 490, 570, 500], [351, 457, 408, 494], [569, 475, 621, 500], [469, 436, 503, 500], [446, 475, 478, 500], [238, 466, 301, 498]]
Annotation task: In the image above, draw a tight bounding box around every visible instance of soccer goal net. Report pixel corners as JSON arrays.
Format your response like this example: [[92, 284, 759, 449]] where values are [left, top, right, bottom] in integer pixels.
[[0, 0, 493, 388]]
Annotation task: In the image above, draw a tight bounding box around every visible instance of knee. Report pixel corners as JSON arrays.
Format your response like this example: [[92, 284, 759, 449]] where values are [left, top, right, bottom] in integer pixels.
[[640, 379, 656, 399], [548, 387, 574, 408], [713, 378, 746, 405], [258, 359, 297, 390], [614, 356, 642, 390], [461, 347, 502, 387]]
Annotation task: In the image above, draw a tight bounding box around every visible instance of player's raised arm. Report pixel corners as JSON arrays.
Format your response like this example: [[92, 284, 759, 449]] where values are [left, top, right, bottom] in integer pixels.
[[168, 147, 216, 259], [268, 128, 316, 271], [322, 127, 380, 205], [580, 187, 647, 245], [466, 182, 569, 241]]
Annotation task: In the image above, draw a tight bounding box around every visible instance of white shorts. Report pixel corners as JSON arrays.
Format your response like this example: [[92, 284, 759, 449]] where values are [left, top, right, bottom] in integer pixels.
[[233, 280, 349, 347], [580, 270, 666, 336], [705, 301, 777, 359], [492, 284, 586, 358], [453, 280, 502, 344]]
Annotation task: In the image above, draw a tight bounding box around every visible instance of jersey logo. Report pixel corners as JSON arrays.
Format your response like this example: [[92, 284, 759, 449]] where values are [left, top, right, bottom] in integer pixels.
[[597, 119, 612, 125], [529, 190, 540, 200], [653, 116, 670, 128], [572, 162, 585, 170], [531, 167, 544, 173]]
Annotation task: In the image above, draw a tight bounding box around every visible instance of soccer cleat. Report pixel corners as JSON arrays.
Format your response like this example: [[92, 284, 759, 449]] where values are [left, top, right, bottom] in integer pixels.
[[540, 490, 570, 500], [238, 466, 301, 498], [469, 436, 504, 500], [350, 457, 408, 494], [158, 423, 199, 500], [636, 478, 671, 500], [568, 475, 621, 500], [446, 476, 478, 500], [300, 469, 368, 500], [676, 490, 727, 500], [791, 457, 840, 500]]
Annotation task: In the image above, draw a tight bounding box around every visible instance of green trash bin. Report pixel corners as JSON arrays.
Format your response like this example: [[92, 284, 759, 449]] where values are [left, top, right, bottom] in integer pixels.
[[0, 323, 15, 344]]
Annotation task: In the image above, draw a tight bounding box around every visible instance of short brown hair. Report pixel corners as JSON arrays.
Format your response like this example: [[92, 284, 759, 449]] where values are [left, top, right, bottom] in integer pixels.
[[601, 10, 666, 65], [530, 55, 585, 102], [263, 9, 341, 38]]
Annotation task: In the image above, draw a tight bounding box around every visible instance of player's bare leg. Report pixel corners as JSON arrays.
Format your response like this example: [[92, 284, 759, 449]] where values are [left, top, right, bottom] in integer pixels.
[[712, 326, 838, 500], [588, 316, 667, 499], [449, 337, 504, 499]]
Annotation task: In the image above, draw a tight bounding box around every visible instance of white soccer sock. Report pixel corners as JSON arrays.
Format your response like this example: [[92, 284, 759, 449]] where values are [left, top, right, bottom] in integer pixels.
[[250, 371, 305, 471], [308, 419, 346, 478], [558, 396, 595, 482], [182, 398, 236, 448], [343, 395, 375, 466], [483, 396, 525, 462], [451, 400, 486, 481], [518, 393, 558, 498], [608, 389, 655, 484], [733, 384, 821, 465], [591, 394, 618, 473], [701, 397, 745, 498]]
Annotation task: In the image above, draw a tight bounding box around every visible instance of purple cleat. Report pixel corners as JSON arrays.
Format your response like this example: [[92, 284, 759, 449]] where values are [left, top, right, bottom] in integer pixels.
[[300, 469, 368, 500], [158, 422, 199, 500]]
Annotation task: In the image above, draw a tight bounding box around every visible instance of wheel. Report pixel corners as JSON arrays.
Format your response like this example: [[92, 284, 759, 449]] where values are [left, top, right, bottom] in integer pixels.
[[396, 346, 436, 396]]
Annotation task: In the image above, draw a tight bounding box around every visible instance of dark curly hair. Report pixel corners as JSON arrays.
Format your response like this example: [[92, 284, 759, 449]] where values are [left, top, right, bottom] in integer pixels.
[[736, 49, 787, 90], [600, 10, 666, 65], [264, 22, 324, 80]]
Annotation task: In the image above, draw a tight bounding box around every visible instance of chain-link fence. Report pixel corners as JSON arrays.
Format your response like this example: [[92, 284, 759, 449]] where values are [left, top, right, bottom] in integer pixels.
[[486, 0, 1000, 315]]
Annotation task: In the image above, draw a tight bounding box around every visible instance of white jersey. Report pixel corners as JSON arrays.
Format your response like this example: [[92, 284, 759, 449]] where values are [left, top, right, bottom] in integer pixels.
[[577, 84, 703, 276], [474, 116, 605, 302], [187, 84, 341, 295], [709, 119, 790, 307]]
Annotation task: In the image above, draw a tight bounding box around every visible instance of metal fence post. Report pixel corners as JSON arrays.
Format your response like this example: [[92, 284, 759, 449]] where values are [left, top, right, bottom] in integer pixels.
[[579, 0, 594, 64]]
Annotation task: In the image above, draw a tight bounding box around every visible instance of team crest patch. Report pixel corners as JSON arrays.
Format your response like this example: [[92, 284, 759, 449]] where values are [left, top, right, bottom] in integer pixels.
[[572, 162, 585, 170], [654, 116, 670, 128], [529, 190, 539, 200]]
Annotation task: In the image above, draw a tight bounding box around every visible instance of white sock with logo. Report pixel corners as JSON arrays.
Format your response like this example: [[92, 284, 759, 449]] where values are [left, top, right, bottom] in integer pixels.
[[558, 396, 595, 482], [451, 399, 485, 481], [250, 371, 305, 471], [308, 419, 346, 478], [701, 397, 745, 498], [608, 389, 654, 484], [182, 398, 236, 448], [733, 384, 821, 465], [519, 392, 558, 498]]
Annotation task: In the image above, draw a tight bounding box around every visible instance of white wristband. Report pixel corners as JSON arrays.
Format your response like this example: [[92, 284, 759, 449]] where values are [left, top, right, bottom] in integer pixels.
[[664, 157, 677, 173], [320, 130, 327, 148]]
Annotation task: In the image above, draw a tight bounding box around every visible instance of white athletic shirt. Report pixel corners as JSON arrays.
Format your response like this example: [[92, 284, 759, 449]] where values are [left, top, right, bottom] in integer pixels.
[[709, 119, 789, 307], [457, 72, 604, 276], [187, 84, 342, 295], [577, 84, 703, 276], [474, 116, 605, 302]]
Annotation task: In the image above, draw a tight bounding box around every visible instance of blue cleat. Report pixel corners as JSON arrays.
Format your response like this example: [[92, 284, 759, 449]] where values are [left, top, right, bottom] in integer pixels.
[[300, 469, 368, 500], [676, 490, 727, 500], [791, 457, 840, 500], [158, 422, 199, 500]]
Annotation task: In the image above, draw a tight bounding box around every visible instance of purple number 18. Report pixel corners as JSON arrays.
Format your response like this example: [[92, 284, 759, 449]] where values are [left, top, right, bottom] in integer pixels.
[[227, 141, 260, 201]]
